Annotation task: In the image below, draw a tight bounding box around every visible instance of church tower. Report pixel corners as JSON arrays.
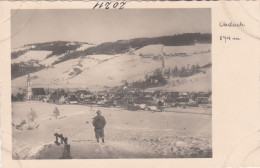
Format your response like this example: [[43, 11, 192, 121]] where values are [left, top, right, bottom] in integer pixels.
[[161, 45, 165, 75], [26, 73, 32, 100]]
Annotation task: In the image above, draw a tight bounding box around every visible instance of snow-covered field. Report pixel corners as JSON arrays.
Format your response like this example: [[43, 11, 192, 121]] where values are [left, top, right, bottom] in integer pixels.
[[12, 102, 211, 159]]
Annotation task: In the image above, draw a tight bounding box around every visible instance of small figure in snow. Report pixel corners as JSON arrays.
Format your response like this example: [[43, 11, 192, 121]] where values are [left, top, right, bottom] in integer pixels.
[[53, 107, 60, 119], [92, 110, 106, 143], [27, 108, 37, 122]]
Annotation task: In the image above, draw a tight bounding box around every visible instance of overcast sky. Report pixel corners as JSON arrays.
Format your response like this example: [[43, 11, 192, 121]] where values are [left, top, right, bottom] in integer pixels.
[[11, 9, 211, 49]]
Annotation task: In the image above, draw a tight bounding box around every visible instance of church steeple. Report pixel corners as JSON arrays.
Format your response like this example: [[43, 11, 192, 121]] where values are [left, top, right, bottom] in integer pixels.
[[27, 73, 31, 86], [26, 73, 32, 100]]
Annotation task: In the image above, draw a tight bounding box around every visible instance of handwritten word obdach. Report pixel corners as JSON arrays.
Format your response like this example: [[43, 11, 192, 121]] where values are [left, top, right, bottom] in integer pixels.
[[219, 21, 245, 28], [93, 2, 126, 9]]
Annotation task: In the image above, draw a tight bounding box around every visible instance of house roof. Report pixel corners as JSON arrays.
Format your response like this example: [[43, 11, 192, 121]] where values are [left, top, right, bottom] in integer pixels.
[[50, 95, 62, 100], [32, 88, 46, 95], [76, 90, 91, 94]]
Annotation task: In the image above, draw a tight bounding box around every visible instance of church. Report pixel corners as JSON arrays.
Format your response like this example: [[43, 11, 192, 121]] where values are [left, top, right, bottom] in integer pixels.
[[26, 73, 46, 101]]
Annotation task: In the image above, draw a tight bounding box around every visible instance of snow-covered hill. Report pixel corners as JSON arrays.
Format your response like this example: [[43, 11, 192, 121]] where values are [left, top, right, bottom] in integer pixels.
[[11, 36, 211, 93], [12, 50, 211, 93]]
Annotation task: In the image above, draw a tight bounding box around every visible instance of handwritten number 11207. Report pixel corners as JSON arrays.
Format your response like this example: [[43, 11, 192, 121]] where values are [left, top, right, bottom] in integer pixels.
[[93, 2, 126, 9]]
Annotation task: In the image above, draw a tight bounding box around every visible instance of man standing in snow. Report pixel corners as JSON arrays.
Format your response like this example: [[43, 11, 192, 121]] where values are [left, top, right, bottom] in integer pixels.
[[92, 110, 106, 143]]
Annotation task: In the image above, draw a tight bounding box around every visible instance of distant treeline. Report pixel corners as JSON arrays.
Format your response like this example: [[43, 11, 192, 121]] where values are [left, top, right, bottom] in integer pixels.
[[93, 33, 211, 54]]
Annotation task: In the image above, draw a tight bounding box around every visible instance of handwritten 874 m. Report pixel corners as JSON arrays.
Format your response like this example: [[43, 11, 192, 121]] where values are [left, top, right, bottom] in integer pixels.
[[93, 1, 127, 9], [220, 35, 241, 43]]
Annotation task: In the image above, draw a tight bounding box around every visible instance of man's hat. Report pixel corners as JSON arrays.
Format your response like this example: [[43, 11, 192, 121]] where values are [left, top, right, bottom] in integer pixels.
[[96, 110, 101, 114]]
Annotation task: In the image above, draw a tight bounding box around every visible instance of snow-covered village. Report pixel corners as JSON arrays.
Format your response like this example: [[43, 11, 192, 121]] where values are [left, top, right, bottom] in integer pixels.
[[11, 9, 212, 159]]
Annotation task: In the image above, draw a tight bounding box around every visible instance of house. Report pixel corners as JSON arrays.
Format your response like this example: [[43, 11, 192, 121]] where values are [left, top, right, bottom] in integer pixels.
[[59, 95, 66, 104], [133, 96, 154, 105], [176, 96, 189, 105], [197, 97, 210, 104], [67, 94, 78, 103], [76, 90, 92, 99], [187, 98, 198, 107], [49, 95, 62, 104], [164, 98, 177, 107], [31, 88, 46, 101], [197, 92, 211, 98], [179, 92, 189, 97]]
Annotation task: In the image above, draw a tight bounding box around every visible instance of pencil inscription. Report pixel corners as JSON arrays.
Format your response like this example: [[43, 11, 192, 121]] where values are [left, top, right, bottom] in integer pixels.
[[93, 1, 126, 9]]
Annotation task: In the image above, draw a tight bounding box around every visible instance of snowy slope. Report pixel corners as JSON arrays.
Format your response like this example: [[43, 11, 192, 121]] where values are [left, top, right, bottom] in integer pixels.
[[134, 45, 163, 56], [134, 44, 210, 56], [12, 58, 82, 87], [76, 44, 96, 51], [165, 53, 211, 69], [163, 44, 211, 56], [146, 68, 211, 92], [12, 101, 211, 159], [11, 42, 211, 92], [11, 54, 161, 90], [12, 45, 36, 52], [69, 54, 162, 89], [12, 52, 211, 92], [12, 51, 52, 64]]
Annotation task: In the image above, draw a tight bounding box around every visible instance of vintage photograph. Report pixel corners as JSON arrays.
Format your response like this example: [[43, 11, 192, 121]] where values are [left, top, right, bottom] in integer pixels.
[[11, 9, 212, 159]]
